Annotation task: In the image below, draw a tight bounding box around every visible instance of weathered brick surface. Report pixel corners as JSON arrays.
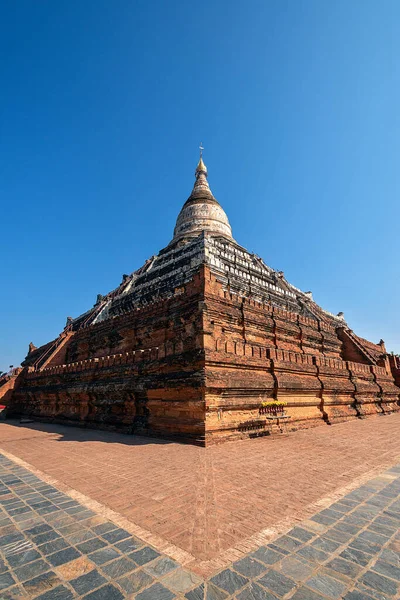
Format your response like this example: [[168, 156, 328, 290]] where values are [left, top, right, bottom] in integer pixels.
[[8, 272, 207, 444], [202, 269, 400, 443]]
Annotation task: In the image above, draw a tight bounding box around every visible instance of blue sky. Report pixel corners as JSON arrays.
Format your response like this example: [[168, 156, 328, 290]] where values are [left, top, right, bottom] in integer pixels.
[[1, 0, 399, 371]]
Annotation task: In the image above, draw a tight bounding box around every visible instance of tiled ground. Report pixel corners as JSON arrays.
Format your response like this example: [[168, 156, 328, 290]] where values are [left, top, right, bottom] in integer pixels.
[[1, 414, 400, 576], [0, 415, 400, 598], [1, 452, 400, 599]]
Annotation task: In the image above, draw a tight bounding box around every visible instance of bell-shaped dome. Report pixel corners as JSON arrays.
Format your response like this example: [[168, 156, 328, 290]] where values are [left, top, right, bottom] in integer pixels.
[[172, 155, 233, 241]]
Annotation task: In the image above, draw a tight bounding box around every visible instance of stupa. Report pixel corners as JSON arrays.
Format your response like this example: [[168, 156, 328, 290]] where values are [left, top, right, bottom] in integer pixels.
[[3, 152, 400, 444]]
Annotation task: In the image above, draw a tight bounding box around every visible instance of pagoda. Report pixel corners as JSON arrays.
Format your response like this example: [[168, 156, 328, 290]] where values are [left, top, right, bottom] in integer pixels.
[[4, 154, 400, 444]]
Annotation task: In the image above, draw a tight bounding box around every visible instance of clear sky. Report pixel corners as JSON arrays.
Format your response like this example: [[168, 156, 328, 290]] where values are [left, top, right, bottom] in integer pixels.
[[1, 0, 399, 372]]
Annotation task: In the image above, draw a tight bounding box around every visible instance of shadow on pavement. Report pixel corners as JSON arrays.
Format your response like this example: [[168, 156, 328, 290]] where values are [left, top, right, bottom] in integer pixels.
[[1, 418, 179, 446]]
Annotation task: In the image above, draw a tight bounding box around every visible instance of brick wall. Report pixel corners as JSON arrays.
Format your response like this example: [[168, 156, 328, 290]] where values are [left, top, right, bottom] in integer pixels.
[[202, 268, 400, 444], [9, 270, 207, 444], [8, 264, 400, 446]]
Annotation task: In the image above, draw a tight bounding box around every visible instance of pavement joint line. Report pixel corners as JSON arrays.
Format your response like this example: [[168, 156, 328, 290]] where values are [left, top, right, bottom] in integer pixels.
[[211, 478, 400, 600], [186, 453, 400, 578]]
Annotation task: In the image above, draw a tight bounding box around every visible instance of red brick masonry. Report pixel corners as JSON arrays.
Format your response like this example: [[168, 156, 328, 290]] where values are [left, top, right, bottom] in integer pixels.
[[3, 264, 399, 444]]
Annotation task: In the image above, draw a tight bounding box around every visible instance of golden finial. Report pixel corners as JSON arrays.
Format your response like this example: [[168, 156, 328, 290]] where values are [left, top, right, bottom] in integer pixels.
[[196, 143, 207, 176]]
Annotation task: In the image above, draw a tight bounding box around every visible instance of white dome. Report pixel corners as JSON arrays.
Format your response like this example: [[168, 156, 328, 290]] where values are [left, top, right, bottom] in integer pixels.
[[172, 158, 233, 241]]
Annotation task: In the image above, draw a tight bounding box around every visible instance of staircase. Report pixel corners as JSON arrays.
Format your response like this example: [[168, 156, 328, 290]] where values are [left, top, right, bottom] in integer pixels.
[[79, 300, 108, 329], [342, 329, 377, 365], [0, 368, 24, 407], [33, 331, 74, 371], [0, 373, 9, 388], [344, 329, 377, 365]]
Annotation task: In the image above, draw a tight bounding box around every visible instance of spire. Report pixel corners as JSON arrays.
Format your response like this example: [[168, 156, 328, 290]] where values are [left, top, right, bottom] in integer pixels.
[[196, 143, 207, 176], [190, 144, 213, 200], [196, 156, 207, 176]]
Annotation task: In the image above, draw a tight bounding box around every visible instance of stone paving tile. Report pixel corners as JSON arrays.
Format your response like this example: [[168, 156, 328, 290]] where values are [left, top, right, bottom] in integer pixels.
[[204, 582, 228, 599], [305, 572, 347, 598], [210, 569, 249, 595], [100, 528, 131, 544], [14, 557, 51, 581], [7, 546, 41, 567], [0, 571, 16, 590], [92, 522, 117, 535], [161, 567, 203, 593], [36, 585, 75, 600], [130, 546, 160, 566], [344, 592, 376, 600], [359, 569, 399, 596], [117, 569, 154, 595], [144, 556, 179, 578], [114, 536, 143, 553], [372, 558, 400, 582], [40, 536, 70, 555], [23, 571, 64, 596], [289, 588, 327, 600], [185, 583, 205, 600], [325, 556, 364, 579], [83, 583, 126, 599], [248, 546, 282, 566], [257, 569, 297, 596], [276, 555, 315, 582], [311, 535, 342, 554], [70, 569, 107, 595], [47, 546, 81, 567], [296, 544, 330, 563], [287, 526, 315, 543], [231, 556, 267, 579], [380, 547, 400, 568], [235, 581, 276, 599], [66, 530, 97, 545], [88, 546, 121, 566], [263, 543, 290, 556], [56, 555, 97, 580], [76, 538, 107, 554], [100, 556, 137, 578], [135, 582, 176, 599], [272, 534, 303, 553]]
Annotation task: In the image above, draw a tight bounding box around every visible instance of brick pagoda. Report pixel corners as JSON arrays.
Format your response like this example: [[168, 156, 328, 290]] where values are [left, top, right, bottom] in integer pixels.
[[3, 155, 400, 444]]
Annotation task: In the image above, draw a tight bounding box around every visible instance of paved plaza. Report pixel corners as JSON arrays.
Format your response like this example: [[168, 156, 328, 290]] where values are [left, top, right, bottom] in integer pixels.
[[0, 415, 399, 599]]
